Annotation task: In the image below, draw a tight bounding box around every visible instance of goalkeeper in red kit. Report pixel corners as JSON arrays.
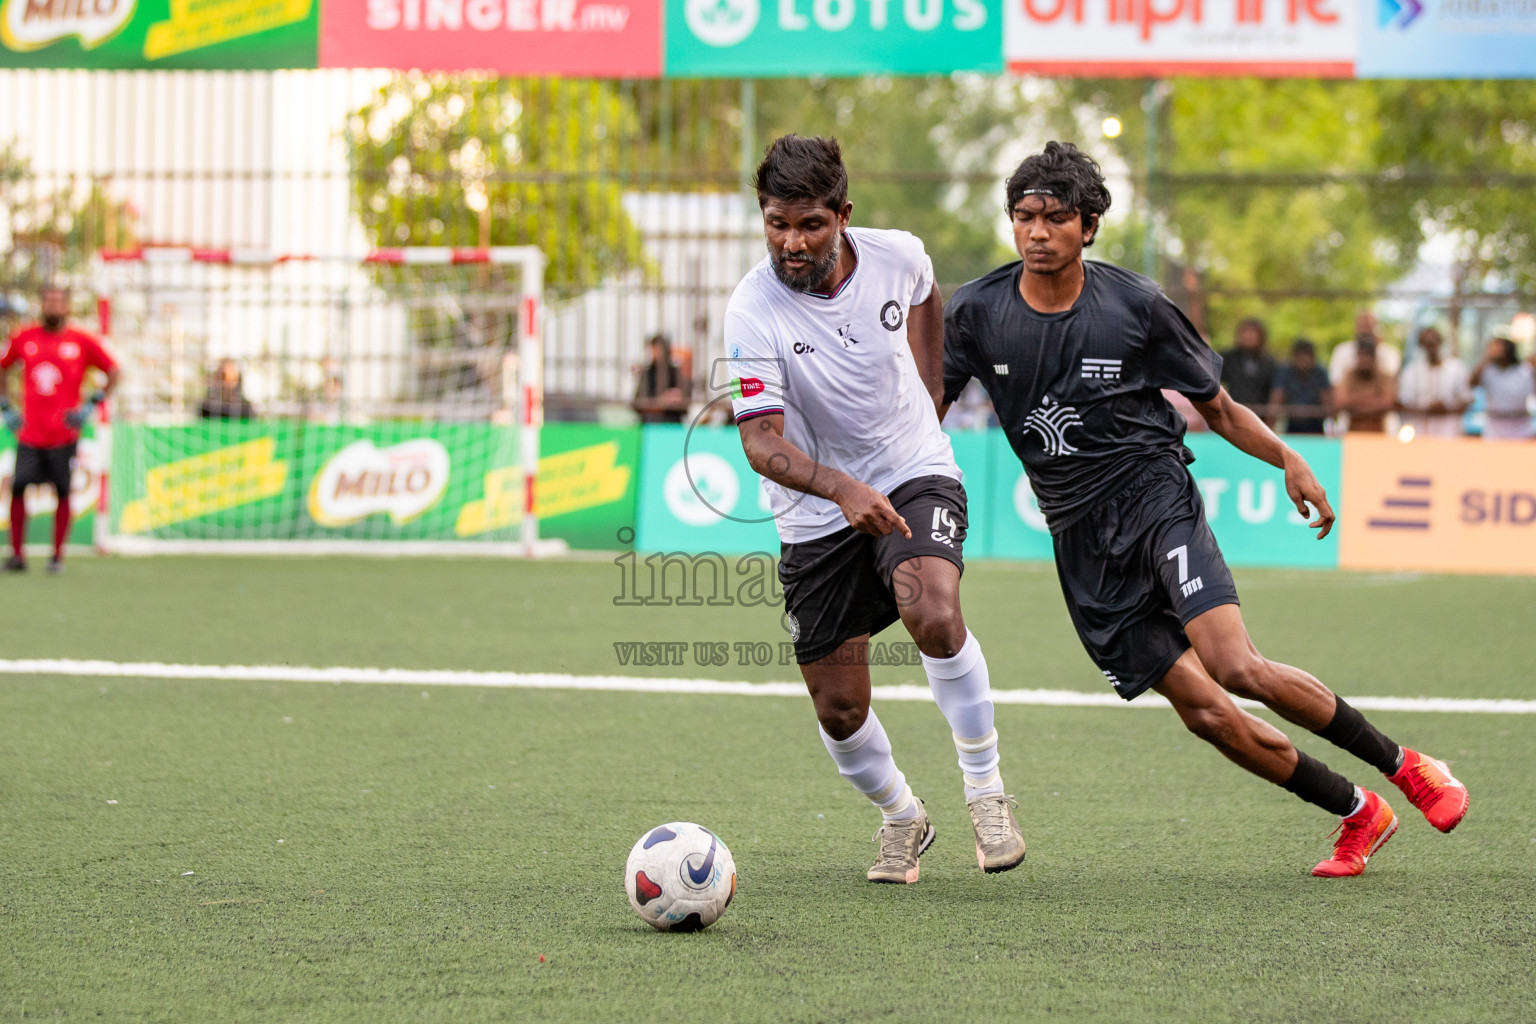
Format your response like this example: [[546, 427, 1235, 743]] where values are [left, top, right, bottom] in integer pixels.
[[1, 286, 119, 574]]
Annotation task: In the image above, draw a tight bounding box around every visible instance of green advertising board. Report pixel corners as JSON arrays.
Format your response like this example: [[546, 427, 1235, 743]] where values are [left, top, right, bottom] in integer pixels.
[[983, 433, 1341, 568], [635, 423, 778, 556], [666, 0, 1003, 76], [108, 421, 637, 548], [637, 426, 1341, 568], [634, 425, 989, 557], [0, 0, 317, 68]]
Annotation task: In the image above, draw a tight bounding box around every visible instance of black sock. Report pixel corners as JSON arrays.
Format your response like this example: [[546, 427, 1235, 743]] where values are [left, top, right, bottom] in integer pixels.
[[1282, 751, 1359, 817], [1315, 697, 1403, 775]]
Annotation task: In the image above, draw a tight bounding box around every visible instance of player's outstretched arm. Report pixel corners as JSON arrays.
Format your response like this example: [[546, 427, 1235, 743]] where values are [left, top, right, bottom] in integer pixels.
[[1191, 387, 1336, 539], [736, 413, 911, 538]]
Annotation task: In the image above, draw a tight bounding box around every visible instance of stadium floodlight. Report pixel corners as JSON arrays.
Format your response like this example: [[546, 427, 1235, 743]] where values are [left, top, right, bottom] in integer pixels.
[[90, 246, 561, 558]]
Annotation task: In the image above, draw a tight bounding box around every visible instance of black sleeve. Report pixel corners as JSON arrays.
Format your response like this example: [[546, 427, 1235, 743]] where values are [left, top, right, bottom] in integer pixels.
[[1146, 293, 1222, 401], [941, 299, 978, 404]]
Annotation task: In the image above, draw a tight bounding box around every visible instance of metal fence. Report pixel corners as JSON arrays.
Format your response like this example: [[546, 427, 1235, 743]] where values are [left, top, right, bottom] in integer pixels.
[[2, 70, 1531, 422]]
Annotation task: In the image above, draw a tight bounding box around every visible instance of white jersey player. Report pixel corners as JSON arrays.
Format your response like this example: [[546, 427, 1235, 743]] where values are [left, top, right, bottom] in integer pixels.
[[726, 134, 1025, 883]]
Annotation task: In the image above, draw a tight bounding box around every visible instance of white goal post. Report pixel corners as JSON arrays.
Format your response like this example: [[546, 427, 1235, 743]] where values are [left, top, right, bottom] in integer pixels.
[[91, 246, 563, 557]]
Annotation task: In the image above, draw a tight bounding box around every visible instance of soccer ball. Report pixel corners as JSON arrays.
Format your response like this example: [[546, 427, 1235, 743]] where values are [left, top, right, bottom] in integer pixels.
[[624, 822, 736, 932]]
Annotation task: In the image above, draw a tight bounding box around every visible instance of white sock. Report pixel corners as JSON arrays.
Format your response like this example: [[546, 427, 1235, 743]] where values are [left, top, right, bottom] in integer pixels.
[[818, 710, 920, 821], [921, 629, 1005, 801], [1345, 786, 1366, 818]]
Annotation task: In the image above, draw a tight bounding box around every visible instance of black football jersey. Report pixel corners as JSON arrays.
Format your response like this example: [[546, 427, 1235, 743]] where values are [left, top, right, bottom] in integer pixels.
[[943, 259, 1222, 534]]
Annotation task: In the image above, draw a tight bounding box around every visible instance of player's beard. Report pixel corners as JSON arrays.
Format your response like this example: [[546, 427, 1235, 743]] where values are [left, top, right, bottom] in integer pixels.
[[770, 236, 840, 294], [41, 314, 64, 332]]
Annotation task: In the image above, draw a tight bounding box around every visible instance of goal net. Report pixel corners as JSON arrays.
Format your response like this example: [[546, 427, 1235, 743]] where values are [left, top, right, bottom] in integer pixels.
[[93, 247, 557, 555]]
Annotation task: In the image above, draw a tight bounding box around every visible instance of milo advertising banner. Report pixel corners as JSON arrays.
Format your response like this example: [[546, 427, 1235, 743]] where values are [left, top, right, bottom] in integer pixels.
[[109, 421, 637, 548], [666, 0, 1003, 76], [1, 0, 317, 68], [0, 433, 101, 548]]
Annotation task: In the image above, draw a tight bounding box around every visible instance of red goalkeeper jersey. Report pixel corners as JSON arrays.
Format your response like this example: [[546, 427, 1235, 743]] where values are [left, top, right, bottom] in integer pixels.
[[1, 325, 116, 449]]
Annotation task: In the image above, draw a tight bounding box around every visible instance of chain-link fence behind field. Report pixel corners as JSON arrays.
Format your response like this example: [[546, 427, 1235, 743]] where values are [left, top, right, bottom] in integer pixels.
[[2, 70, 1532, 421]]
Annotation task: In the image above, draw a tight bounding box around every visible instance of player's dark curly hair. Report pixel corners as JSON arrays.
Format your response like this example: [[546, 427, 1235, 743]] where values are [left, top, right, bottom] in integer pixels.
[[753, 134, 848, 212], [1004, 141, 1112, 245]]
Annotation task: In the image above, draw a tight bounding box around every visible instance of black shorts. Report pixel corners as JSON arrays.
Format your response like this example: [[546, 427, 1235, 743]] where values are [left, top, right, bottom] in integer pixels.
[[1052, 455, 1238, 701], [12, 442, 75, 497], [779, 474, 967, 664]]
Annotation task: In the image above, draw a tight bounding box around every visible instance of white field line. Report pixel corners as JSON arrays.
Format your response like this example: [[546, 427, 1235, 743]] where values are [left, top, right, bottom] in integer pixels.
[[0, 659, 1533, 715]]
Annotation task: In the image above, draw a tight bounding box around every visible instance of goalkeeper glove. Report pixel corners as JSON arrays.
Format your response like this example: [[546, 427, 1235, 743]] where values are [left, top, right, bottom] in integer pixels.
[[64, 390, 105, 430], [0, 397, 19, 435]]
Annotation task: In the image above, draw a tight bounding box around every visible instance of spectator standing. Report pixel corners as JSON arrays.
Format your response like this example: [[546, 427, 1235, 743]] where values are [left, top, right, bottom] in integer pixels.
[[1268, 338, 1333, 435], [1337, 338, 1397, 434], [199, 359, 257, 420], [1397, 327, 1471, 439], [632, 333, 691, 425], [1219, 317, 1278, 422], [1329, 312, 1401, 387], [1470, 336, 1534, 440]]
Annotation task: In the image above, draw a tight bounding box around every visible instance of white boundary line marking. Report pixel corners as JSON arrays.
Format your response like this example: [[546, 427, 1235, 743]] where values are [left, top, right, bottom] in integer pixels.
[[0, 659, 1533, 714]]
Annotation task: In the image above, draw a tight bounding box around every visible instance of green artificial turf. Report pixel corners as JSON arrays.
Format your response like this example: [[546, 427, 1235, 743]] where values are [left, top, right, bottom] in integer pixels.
[[1, 558, 1533, 1022]]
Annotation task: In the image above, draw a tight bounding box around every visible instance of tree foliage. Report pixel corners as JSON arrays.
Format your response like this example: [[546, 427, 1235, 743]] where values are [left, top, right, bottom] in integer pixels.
[[1370, 81, 1536, 298], [1048, 80, 1401, 348], [344, 75, 648, 292], [1, 142, 137, 302]]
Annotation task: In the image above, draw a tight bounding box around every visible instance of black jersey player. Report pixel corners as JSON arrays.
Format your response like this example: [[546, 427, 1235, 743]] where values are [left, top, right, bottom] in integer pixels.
[[941, 142, 1468, 877]]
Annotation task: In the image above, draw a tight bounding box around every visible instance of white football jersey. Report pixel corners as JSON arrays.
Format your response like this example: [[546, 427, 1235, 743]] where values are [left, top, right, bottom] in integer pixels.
[[725, 227, 960, 544]]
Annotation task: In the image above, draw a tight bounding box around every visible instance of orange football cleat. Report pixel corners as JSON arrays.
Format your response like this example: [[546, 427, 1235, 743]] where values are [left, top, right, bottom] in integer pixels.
[[1388, 748, 1469, 833], [1313, 789, 1398, 878]]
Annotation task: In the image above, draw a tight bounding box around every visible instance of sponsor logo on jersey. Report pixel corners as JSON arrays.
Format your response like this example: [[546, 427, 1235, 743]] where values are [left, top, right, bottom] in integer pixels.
[[59, 341, 80, 360], [879, 300, 904, 332], [993, 364, 1009, 375], [792, 340, 815, 355], [30, 362, 62, 396], [1081, 357, 1122, 381], [729, 376, 765, 399], [1022, 395, 1083, 457], [835, 323, 859, 348]]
